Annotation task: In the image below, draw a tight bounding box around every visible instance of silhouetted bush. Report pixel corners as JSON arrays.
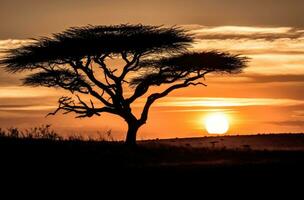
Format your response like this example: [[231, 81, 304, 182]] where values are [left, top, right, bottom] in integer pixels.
[[0, 125, 63, 140]]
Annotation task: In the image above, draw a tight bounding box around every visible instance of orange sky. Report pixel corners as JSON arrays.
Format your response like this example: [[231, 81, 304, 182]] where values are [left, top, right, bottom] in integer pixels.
[[0, 1, 304, 140]]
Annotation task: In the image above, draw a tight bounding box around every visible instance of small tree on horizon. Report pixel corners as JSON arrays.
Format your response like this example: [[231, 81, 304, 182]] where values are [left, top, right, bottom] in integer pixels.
[[0, 24, 248, 145]]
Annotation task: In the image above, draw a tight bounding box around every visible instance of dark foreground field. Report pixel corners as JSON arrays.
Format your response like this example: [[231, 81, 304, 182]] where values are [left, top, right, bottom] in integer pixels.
[[1, 133, 304, 184]]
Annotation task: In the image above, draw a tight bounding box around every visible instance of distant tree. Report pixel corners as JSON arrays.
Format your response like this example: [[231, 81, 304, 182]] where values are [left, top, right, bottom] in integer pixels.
[[0, 24, 248, 145]]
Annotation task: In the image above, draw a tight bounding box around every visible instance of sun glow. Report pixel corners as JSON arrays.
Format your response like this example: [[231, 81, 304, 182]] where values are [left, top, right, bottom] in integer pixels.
[[204, 113, 229, 134]]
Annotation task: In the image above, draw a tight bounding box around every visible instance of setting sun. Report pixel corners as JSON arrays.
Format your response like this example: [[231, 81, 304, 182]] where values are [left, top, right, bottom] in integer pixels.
[[204, 113, 229, 134]]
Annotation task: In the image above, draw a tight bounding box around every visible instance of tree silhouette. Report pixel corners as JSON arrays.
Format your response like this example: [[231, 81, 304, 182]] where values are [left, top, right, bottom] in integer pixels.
[[0, 24, 248, 145]]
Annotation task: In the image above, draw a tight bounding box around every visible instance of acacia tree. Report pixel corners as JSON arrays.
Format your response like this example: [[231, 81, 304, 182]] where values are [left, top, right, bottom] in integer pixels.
[[0, 24, 247, 145]]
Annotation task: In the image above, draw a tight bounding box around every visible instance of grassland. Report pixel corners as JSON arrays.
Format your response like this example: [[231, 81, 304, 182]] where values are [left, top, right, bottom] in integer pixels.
[[1, 126, 304, 182]]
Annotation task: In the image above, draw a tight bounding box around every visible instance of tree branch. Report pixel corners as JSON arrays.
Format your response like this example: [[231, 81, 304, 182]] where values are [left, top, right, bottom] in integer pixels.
[[93, 55, 119, 84], [119, 52, 141, 81], [138, 73, 209, 124], [68, 60, 117, 104], [47, 96, 117, 118]]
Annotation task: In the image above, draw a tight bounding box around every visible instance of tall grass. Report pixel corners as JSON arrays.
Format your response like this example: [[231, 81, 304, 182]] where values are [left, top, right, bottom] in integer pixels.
[[0, 124, 115, 142], [0, 124, 62, 140]]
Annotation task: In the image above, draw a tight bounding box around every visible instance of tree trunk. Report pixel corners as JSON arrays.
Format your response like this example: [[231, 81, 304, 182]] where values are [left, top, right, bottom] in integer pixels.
[[125, 122, 140, 146]]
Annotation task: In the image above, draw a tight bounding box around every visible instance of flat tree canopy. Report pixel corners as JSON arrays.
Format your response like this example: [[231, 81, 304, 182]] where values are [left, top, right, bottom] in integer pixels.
[[0, 24, 248, 145]]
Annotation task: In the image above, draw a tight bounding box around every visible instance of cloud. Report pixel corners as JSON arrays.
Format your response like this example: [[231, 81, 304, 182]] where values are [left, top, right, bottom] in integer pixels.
[[1, 27, 304, 109], [136, 97, 304, 108], [0, 104, 55, 111], [0, 96, 58, 113], [192, 38, 304, 56], [209, 74, 304, 84], [269, 120, 304, 127], [0, 39, 33, 86], [0, 39, 32, 52], [189, 26, 304, 41], [243, 74, 304, 83], [0, 70, 24, 86], [0, 88, 60, 112], [0, 39, 30, 48], [293, 110, 304, 117], [183, 25, 304, 77], [0, 86, 59, 98]]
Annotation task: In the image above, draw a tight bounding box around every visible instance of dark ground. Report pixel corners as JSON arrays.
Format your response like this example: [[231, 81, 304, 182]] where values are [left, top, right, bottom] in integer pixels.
[[1, 134, 304, 191]]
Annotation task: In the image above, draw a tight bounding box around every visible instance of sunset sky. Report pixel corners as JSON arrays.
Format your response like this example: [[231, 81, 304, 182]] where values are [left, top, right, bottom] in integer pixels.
[[0, 0, 304, 140]]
